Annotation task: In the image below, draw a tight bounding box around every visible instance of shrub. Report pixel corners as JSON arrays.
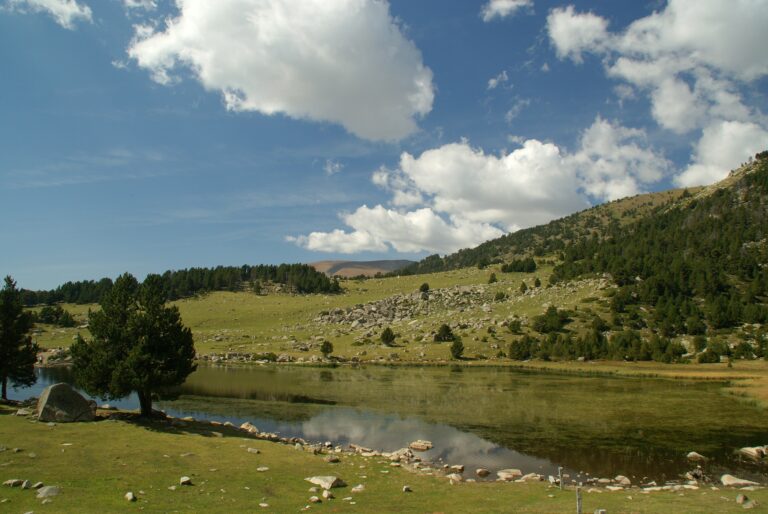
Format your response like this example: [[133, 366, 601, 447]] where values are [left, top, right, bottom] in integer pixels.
[[697, 349, 720, 363], [450, 338, 464, 359], [419, 282, 430, 293], [380, 327, 396, 346], [434, 324, 455, 342], [320, 341, 333, 357], [495, 291, 507, 302], [488, 273, 497, 284]]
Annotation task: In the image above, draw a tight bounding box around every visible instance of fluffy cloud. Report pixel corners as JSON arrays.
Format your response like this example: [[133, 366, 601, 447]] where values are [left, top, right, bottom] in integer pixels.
[[676, 121, 768, 187], [128, 0, 434, 142], [289, 117, 670, 254], [547, 5, 608, 63], [6, 0, 92, 29], [481, 0, 532, 22], [547, 0, 768, 185], [572, 117, 671, 200]]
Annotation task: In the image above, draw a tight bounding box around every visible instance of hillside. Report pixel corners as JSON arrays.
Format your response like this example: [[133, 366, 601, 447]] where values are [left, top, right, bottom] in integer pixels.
[[396, 187, 702, 276], [310, 259, 415, 277]]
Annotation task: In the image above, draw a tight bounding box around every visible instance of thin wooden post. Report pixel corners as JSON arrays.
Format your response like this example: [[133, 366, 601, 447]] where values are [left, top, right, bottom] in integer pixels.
[[576, 483, 582, 514], [558, 467, 564, 490]]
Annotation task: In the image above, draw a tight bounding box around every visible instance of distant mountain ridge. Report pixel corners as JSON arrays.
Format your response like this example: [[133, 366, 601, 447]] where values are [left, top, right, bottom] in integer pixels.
[[310, 260, 415, 278]]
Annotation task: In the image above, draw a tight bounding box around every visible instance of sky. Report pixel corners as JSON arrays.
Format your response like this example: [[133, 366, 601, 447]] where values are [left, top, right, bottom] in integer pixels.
[[1, 0, 768, 290]]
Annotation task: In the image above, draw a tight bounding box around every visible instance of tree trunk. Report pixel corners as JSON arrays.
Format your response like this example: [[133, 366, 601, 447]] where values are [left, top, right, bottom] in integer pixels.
[[1, 377, 6, 401], [137, 390, 152, 417]]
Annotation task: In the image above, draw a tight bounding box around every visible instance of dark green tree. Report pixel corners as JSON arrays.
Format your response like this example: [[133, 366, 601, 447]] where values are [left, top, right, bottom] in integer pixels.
[[380, 327, 396, 346], [71, 273, 196, 416], [488, 273, 498, 284], [320, 340, 333, 358], [419, 283, 430, 293], [450, 338, 464, 359], [434, 324, 455, 342], [0, 276, 38, 401]]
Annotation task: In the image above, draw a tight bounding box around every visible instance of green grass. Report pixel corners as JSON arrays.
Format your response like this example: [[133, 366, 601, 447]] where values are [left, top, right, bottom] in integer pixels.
[[0, 405, 762, 513]]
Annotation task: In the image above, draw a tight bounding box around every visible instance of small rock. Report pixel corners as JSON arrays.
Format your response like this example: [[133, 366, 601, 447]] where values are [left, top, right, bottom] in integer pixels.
[[325, 455, 340, 464], [738, 447, 765, 461], [309, 496, 321, 503], [321, 489, 334, 500], [31, 482, 44, 489], [687, 451, 707, 462], [3, 479, 23, 487], [36, 485, 61, 498], [21, 480, 30, 489], [258, 503, 269, 508], [737, 494, 749, 505], [125, 492, 137, 502], [446, 473, 463, 484], [168, 486, 177, 491], [476, 468, 490, 478], [180, 476, 193, 486], [721, 474, 759, 487], [308, 487, 319, 493], [305, 476, 346, 490], [497, 469, 523, 481], [615, 475, 631, 486], [409, 440, 433, 452], [402, 485, 412, 493], [247, 448, 260, 454], [257, 467, 269, 472], [449, 465, 464, 474], [15, 408, 32, 416], [351, 484, 365, 493]]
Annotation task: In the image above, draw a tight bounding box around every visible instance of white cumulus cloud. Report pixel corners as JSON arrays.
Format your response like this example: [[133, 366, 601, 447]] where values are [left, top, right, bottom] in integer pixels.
[[6, 0, 92, 29], [128, 0, 435, 142], [288, 117, 671, 255], [676, 120, 768, 187], [547, 0, 768, 186], [481, 0, 532, 22]]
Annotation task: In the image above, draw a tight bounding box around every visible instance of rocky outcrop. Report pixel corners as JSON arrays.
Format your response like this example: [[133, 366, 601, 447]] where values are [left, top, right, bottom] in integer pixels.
[[36, 383, 95, 422]]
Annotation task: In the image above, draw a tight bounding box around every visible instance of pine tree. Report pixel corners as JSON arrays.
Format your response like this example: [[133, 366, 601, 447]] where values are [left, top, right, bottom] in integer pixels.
[[71, 273, 196, 416], [0, 276, 38, 400]]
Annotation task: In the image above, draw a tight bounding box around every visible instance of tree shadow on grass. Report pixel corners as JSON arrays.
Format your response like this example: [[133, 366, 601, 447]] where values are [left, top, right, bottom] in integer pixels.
[[100, 410, 257, 440]]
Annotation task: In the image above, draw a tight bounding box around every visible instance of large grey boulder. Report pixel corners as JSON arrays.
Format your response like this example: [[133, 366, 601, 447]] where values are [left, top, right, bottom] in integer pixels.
[[37, 383, 95, 422]]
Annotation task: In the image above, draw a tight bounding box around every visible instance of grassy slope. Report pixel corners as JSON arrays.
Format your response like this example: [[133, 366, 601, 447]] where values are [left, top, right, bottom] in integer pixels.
[[0, 406, 762, 513], [30, 261, 768, 406]]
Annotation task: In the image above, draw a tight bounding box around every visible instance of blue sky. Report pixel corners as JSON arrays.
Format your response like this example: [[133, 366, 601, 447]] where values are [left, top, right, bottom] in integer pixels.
[[2, 0, 767, 290]]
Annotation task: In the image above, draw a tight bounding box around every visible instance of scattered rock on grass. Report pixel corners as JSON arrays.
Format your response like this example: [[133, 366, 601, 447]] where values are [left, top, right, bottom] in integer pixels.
[[497, 469, 523, 481], [351, 484, 365, 493], [476, 468, 490, 478], [305, 476, 346, 490], [402, 485, 412, 493], [687, 451, 707, 462], [721, 474, 759, 487], [309, 496, 321, 503], [179, 476, 193, 486], [3, 479, 22, 487], [36, 383, 95, 423], [36, 485, 60, 498], [125, 492, 136, 502]]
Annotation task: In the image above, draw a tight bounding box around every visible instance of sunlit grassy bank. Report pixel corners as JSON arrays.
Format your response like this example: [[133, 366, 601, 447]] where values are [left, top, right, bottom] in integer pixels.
[[0, 405, 764, 513]]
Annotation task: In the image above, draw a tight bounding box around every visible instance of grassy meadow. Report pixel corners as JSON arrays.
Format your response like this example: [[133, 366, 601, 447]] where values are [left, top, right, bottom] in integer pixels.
[[0, 404, 763, 513]]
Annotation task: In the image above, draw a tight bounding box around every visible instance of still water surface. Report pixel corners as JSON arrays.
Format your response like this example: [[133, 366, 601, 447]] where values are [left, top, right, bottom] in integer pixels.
[[11, 364, 768, 483]]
